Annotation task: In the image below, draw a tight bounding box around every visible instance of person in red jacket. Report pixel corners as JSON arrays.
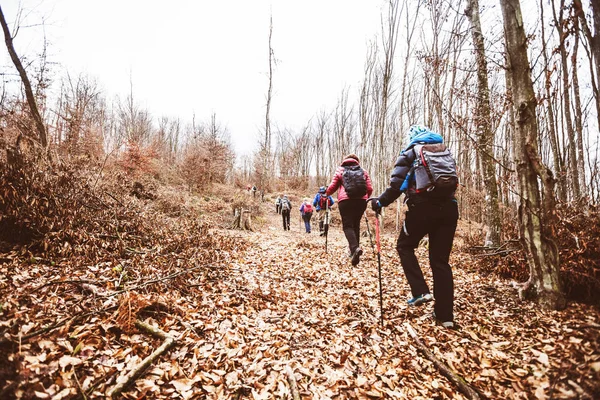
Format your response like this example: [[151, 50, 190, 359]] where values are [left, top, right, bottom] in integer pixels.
[[325, 154, 373, 265]]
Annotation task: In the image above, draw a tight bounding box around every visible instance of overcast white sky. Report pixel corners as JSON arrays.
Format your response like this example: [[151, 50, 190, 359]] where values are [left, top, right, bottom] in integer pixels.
[[1, 0, 384, 155]]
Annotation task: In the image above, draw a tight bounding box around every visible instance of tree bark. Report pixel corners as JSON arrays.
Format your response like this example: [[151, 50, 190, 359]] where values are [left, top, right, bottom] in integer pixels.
[[0, 5, 48, 148], [551, 0, 581, 200], [539, 0, 567, 202], [499, 0, 566, 310], [572, 0, 600, 141], [465, 0, 502, 247], [571, 18, 587, 199], [590, 0, 600, 86]]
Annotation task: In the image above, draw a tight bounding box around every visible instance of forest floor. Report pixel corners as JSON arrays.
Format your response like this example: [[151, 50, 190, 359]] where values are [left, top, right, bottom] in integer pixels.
[[1, 185, 599, 399]]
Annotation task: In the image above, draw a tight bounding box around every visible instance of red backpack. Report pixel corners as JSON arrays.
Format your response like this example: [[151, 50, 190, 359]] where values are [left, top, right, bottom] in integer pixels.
[[304, 203, 313, 213], [319, 196, 329, 209]]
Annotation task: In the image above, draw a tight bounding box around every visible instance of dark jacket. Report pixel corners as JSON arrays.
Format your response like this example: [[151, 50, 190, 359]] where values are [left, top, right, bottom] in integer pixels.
[[379, 131, 453, 206], [326, 158, 373, 202]]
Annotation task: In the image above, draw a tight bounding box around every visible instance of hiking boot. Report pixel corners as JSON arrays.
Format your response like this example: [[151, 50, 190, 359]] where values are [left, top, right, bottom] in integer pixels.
[[407, 293, 433, 307], [440, 321, 455, 329], [433, 312, 455, 329], [351, 247, 363, 266]]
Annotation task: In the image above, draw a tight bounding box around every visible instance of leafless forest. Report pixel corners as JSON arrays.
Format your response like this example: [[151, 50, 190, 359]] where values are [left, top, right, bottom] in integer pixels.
[[1, 0, 599, 399]]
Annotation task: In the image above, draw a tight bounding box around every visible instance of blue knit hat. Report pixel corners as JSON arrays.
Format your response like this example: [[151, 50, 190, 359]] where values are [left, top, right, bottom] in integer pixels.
[[408, 124, 429, 141]]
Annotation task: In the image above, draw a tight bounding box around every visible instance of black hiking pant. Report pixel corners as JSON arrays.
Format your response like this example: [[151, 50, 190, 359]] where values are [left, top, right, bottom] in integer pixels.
[[338, 198, 367, 255], [282, 210, 291, 230], [397, 198, 458, 322]]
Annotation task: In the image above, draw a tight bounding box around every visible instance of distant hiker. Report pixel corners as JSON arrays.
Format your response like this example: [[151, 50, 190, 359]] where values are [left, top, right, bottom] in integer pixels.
[[370, 124, 459, 328], [313, 186, 335, 236], [252, 185, 258, 199], [280, 195, 292, 231], [299, 198, 314, 233], [275, 195, 282, 214], [325, 154, 373, 266]]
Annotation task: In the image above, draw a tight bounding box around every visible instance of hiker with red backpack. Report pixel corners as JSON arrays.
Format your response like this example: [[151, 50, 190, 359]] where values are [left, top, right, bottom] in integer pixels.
[[369, 125, 459, 328], [325, 154, 373, 266], [312, 187, 335, 236], [299, 198, 314, 233]]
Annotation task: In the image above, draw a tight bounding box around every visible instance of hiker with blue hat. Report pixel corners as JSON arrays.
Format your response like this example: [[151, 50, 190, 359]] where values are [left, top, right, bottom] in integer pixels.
[[369, 124, 459, 328], [313, 186, 335, 236]]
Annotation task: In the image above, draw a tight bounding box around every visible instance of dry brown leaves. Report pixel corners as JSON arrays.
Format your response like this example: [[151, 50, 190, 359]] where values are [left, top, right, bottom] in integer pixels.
[[1, 179, 599, 399]]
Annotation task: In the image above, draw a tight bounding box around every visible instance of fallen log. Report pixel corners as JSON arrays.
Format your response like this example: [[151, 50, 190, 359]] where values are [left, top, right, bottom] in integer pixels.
[[107, 320, 176, 398], [404, 322, 484, 400]]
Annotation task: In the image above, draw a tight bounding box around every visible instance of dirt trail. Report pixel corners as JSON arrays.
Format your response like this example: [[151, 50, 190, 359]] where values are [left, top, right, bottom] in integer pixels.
[[217, 205, 600, 399], [3, 196, 598, 399]]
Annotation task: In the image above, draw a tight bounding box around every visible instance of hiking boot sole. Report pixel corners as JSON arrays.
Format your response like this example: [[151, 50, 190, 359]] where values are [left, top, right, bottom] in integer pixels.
[[351, 248, 363, 266]]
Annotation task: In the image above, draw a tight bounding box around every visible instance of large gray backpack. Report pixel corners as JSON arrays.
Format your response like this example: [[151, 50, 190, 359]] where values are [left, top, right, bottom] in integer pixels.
[[413, 143, 458, 196]]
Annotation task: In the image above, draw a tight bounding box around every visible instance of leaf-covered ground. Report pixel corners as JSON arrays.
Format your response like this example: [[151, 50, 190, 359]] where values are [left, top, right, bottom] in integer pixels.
[[1, 188, 599, 399]]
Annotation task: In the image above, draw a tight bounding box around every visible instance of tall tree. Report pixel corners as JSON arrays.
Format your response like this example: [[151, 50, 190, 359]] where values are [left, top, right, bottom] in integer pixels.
[[572, 0, 600, 137], [374, 0, 401, 194], [539, 0, 567, 201], [0, 5, 47, 148], [259, 12, 275, 190], [499, 0, 566, 310], [465, 0, 502, 247], [551, 0, 581, 200]]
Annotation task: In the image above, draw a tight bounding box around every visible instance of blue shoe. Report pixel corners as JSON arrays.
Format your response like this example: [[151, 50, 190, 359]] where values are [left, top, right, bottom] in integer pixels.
[[407, 293, 433, 307]]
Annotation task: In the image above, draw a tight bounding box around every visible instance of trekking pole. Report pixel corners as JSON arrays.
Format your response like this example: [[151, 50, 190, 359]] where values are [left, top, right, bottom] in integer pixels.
[[364, 204, 384, 326], [364, 213, 375, 251], [324, 203, 330, 254], [374, 210, 383, 326]]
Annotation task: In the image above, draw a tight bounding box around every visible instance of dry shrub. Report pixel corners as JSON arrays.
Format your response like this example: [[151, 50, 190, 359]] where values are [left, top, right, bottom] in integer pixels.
[[285, 176, 310, 191], [554, 204, 600, 304], [0, 160, 149, 257], [118, 141, 159, 176], [179, 137, 234, 191], [473, 203, 600, 305], [114, 292, 153, 333]]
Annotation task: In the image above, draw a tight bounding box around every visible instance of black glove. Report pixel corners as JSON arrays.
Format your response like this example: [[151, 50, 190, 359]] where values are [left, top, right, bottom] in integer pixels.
[[369, 198, 382, 213]]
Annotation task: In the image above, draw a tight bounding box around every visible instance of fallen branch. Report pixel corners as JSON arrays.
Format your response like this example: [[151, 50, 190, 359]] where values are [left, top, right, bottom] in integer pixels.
[[404, 323, 483, 400], [568, 322, 600, 329], [107, 320, 176, 398], [474, 249, 516, 257], [103, 263, 211, 298], [0, 307, 115, 345], [31, 279, 100, 293], [285, 365, 301, 400]]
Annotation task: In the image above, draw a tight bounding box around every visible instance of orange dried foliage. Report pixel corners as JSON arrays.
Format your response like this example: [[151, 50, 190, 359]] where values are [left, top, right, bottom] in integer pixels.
[[472, 203, 600, 305]]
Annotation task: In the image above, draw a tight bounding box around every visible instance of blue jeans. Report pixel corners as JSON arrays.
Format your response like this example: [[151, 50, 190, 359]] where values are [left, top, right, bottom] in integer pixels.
[[302, 213, 312, 232]]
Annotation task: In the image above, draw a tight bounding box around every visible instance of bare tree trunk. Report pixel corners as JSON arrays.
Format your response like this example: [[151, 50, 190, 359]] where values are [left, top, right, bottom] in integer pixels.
[[262, 13, 275, 190], [589, 0, 600, 86], [539, 0, 567, 202], [0, 5, 48, 148], [571, 17, 587, 199], [375, 0, 401, 196], [465, 0, 502, 247], [573, 0, 600, 139], [551, 0, 581, 200], [500, 0, 566, 310]]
